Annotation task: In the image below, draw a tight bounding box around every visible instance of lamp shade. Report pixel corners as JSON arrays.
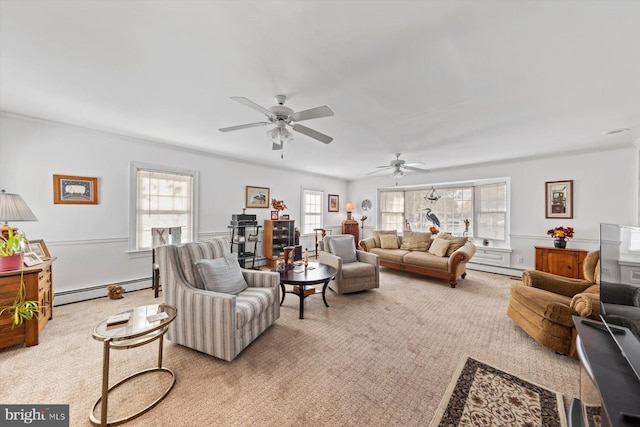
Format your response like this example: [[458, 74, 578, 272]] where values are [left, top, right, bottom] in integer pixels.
[[0, 190, 38, 223], [345, 202, 354, 211]]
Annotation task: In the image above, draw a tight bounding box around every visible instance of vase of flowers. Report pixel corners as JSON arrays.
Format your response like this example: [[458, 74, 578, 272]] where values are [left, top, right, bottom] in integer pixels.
[[271, 198, 287, 218], [547, 226, 574, 248]]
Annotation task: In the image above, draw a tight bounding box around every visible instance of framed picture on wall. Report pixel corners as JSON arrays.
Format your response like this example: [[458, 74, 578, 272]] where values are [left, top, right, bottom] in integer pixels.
[[270, 211, 279, 220], [328, 194, 339, 212], [545, 180, 573, 219], [53, 174, 98, 204], [245, 186, 270, 208]]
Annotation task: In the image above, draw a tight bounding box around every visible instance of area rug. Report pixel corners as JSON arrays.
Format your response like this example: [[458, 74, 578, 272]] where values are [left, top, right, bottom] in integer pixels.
[[429, 356, 567, 427], [584, 404, 601, 427]]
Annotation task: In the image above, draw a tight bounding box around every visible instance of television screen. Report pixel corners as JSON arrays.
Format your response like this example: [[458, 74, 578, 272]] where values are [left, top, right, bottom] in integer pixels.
[[599, 223, 640, 382]]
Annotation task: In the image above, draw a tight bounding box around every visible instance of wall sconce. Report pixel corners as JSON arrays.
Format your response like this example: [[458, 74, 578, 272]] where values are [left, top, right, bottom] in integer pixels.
[[345, 202, 354, 220]]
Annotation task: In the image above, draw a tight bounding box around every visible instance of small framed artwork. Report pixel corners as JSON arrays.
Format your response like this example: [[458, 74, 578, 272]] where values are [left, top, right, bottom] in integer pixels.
[[245, 186, 270, 209], [53, 174, 98, 204], [545, 180, 573, 219], [328, 194, 339, 212], [23, 252, 43, 267], [280, 214, 290, 219], [27, 239, 51, 260], [270, 211, 279, 220]]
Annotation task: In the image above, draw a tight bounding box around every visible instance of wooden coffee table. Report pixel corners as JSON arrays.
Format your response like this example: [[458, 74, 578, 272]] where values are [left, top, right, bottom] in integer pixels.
[[275, 262, 337, 319]]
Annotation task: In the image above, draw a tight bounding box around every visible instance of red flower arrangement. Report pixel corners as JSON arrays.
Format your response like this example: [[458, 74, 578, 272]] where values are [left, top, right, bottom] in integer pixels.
[[271, 198, 287, 212], [547, 226, 574, 239]]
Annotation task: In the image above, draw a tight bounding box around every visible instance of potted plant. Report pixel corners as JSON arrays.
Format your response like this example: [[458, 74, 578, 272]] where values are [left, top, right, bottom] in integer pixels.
[[0, 227, 25, 272], [0, 228, 40, 328]]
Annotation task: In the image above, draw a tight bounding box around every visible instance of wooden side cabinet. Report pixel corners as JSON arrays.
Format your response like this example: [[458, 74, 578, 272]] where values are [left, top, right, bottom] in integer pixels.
[[264, 220, 297, 268], [535, 246, 587, 279], [341, 219, 359, 247], [0, 257, 55, 349]]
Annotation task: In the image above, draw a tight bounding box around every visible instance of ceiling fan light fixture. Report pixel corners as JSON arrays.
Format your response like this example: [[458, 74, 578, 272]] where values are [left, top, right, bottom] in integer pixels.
[[391, 168, 404, 179]]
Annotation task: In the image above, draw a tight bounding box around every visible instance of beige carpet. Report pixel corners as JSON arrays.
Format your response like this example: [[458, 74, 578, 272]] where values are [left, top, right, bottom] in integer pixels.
[[0, 269, 580, 426]]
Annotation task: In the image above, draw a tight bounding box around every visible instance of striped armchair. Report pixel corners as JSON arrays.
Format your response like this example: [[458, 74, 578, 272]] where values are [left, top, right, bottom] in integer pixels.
[[157, 238, 280, 362]]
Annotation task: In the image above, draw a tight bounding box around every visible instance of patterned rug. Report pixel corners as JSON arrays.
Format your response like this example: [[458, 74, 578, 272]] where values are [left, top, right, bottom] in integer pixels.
[[429, 356, 567, 427]]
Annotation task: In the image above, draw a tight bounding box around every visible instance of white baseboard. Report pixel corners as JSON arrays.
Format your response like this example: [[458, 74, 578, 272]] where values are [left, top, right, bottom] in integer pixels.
[[467, 263, 524, 277]]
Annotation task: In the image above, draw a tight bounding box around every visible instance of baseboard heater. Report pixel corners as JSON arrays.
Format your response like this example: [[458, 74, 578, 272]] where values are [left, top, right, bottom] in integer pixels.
[[54, 277, 152, 306]]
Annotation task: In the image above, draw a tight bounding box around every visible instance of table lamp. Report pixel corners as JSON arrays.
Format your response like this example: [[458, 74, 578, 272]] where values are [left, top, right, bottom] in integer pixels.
[[345, 202, 354, 220], [0, 189, 38, 239]]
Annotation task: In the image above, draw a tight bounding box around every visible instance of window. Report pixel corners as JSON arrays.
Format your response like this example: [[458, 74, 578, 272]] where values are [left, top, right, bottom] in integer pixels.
[[475, 183, 507, 241], [379, 179, 508, 242], [130, 163, 197, 250], [301, 189, 323, 235], [380, 191, 405, 232]]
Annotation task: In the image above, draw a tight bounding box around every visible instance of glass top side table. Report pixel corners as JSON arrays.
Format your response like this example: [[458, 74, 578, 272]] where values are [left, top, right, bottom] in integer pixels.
[[89, 304, 177, 427]]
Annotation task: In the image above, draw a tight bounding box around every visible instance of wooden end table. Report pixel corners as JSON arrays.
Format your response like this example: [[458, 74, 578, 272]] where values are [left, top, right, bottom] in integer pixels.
[[275, 262, 337, 319]]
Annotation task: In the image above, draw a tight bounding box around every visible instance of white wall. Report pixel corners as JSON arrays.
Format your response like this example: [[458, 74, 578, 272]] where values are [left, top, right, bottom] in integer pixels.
[[0, 113, 347, 303], [347, 146, 639, 273]]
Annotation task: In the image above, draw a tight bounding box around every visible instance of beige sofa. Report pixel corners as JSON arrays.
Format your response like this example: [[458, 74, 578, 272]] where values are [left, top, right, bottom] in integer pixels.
[[359, 230, 476, 288]]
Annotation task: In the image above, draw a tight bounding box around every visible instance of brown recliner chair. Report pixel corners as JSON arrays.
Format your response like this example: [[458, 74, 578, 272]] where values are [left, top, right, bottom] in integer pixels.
[[507, 250, 600, 358]]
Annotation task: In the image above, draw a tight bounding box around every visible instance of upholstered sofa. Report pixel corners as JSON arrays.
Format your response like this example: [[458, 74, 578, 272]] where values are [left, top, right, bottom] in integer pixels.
[[318, 234, 380, 294], [157, 238, 280, 362], [507, 250, 600, 358], [359, 230, 476, 288]]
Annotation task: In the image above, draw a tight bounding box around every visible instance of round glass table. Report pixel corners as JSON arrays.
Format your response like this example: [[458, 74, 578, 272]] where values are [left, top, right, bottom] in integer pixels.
[[90, 304, 177, 427]]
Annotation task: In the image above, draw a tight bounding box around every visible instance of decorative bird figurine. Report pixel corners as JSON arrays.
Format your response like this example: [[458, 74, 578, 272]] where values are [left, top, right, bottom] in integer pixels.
[[425, 208, 441, 228]]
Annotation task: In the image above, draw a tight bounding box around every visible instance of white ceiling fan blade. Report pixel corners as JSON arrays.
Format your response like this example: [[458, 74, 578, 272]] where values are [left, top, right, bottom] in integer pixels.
[[367, 167, 393, 175], [405, 161, 426, 167], [291, 106, 334, 122], [230, 97, 276, 119], [219, 122, 269, 132], [404, 166, 430, 173], [291, 124, 333, 144]]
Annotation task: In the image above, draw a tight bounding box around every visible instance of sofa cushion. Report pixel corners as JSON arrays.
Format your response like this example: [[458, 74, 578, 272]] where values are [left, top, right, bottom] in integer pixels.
[[440, 235, 468, 256], [370, 248, 410, 263], [428, 237, 450, 257], [341, 262, 376, 279], [372, 230, 397, 247], [328, 235, 358, 263], [195, 253, 249, 295], [403, 251, 450, 271], [235, 287, 276, 329], [380, 234, 399, 249], [400, 231, 432, 251]]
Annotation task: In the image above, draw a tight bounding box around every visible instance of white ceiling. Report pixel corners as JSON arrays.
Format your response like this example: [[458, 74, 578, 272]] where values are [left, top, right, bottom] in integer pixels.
[[1, 1, 639, 181]]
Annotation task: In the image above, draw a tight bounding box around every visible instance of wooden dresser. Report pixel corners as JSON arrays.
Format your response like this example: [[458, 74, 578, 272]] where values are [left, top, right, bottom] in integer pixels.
[[341, 219, 359, 247], [0, 257, 55, 348], [534, 246, 587, 279]]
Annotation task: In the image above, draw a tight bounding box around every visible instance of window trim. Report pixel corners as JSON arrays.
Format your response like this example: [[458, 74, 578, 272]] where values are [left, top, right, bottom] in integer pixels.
[[128, 162, 199, 252]]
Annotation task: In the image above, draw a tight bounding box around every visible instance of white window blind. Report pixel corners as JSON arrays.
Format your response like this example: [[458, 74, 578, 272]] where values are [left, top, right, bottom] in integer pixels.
[[475, 182, 507, 241], [135, 168, 194, 250]]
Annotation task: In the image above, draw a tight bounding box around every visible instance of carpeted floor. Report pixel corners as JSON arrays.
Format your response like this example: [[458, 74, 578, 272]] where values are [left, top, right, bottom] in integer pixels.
[[0, 268, 581, 426], [429, 356, 567, 427]]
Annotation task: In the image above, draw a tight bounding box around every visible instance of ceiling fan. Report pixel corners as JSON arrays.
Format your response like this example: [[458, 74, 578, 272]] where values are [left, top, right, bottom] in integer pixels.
[[219, 95, 334, 156], [368, 153, 430, 180]]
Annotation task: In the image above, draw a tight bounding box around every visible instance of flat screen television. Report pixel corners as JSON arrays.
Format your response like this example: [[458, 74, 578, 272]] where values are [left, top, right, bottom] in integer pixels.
[[599, 223, 640, 382]]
